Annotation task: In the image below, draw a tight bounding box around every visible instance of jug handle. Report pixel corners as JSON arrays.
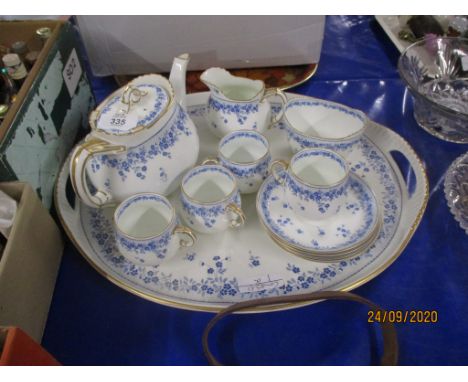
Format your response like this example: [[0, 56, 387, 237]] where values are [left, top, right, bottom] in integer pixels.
[[70, 138, 126, 208], [262, 88, 288, 127]]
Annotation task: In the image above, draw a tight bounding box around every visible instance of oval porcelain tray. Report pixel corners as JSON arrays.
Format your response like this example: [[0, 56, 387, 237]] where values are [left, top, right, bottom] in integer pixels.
[[55, 92, 429, 313]]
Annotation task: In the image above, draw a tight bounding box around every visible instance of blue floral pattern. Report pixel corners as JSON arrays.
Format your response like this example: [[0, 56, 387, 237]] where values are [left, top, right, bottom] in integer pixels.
[[220, 155, 270, 179], [208, 96, 259, 126], [284, 99, 365, 152], [287, 128, 359, 151], [259, 174, 378, 251], [181, 192, 242, 229], [97, 84, 169, 134], [280, 149, 348, 215], [90, 107, 192, 181], [73, 102, 403, 306], [285, 99, 366, 122]]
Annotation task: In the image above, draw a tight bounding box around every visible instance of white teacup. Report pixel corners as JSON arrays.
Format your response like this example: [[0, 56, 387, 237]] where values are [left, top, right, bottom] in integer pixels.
[[270, 148, 350, 220], [114, 193, 196, 267], [180, 164, 246, 234], [205, 130, 271, 194]]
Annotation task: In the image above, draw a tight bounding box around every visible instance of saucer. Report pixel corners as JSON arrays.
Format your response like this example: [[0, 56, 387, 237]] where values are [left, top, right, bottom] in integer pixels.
[[257, 173, 380, 255], [267, 220, 382, 262]]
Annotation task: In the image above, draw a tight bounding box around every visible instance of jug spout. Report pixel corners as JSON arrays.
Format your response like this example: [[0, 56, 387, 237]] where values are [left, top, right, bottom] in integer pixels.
[[169, 53, 190, 110], [200, 67, 265, 102]]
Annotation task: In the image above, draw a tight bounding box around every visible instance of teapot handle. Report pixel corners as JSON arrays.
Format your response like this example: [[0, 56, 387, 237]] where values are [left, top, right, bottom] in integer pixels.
[[70, 138, 126, 208], [262, 88, 288, 127]]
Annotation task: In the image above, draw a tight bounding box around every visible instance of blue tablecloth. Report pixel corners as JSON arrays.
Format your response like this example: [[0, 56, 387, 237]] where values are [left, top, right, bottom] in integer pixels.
[[42, 16, 468, 365]]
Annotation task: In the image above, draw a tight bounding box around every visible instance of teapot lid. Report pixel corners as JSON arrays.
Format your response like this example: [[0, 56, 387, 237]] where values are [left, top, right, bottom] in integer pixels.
[[94, 84, 170, 135]]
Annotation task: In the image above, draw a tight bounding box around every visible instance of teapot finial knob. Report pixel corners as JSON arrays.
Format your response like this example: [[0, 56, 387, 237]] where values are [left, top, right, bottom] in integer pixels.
[[120, 85, 148, 113], [169, 53, 190, 110]]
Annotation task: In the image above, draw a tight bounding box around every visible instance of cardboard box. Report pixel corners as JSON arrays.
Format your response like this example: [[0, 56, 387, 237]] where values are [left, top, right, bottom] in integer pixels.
[[0, 182, 64, 343], [0, 20, 95, 208], [0, 327, 60, 365], [76, 15, 325, 76]]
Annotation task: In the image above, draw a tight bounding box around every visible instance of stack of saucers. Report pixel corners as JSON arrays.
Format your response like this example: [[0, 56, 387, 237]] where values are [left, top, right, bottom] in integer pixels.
[[256, 148, 381, 263]]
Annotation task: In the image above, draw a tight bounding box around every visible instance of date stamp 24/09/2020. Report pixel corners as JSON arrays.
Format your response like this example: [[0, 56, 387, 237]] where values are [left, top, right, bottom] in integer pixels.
[[368, 310, 438, 324]]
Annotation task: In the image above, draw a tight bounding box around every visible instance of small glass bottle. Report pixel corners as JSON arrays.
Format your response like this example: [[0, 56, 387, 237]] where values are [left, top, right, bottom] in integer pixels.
[[0, 67, 18, 95], [0, 104, 9, 122], [11, 41, 29, 63], [36, 27, 52, 47], [25, 50, 40, 69], [2, 53, 28, 88]]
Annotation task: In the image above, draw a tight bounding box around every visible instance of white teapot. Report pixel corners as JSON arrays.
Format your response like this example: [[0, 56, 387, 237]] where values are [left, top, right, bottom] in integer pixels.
[[70, 54, 200, 208]]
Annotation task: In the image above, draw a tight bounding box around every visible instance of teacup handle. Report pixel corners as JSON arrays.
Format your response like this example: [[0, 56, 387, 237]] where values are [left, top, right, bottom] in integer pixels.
[[270, 159, 289, 186], [70, 137, 126, 208], [173, 225, 197, 247], [262, 88, 288, 127], [226, 203, 246, 228], [201, 157, 220, 166]]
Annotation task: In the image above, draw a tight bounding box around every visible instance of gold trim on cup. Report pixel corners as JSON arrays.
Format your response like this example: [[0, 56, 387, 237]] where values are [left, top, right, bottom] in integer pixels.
[[272, 148, 350, 190], [173, 225, 197, 247], [226, 203, 246, 228], [218, 130, 271, 166], [256, 175, 382, 255], [113, 192, 176, 241], [180, 164, 239, 206]]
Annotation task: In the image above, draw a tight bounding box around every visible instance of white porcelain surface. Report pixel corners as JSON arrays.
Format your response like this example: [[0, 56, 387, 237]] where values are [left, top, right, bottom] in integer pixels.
[[201, 67, 286, 138], [114, 193, 193, 267], [272, 149, 350, 220], [70, 56, 200, 208], [180, 164, 244, 234], [56, 92, 428, 313], [257, 172, 380, 255], [284, 97, 367, 156], [218, 130, 271, 194]]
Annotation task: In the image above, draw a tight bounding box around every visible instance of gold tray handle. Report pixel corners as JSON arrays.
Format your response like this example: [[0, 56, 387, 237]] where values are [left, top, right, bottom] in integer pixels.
[[70, 138, 126, 208], [270, 159, 289, 186], [226, 203, 246, 228], [262, 88, 288, 127], [173, 225, 197, 248]]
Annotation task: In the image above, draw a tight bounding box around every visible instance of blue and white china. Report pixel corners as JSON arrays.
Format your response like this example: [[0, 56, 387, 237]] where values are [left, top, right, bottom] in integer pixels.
[[114, 193, 196, 267], [284, 97, 367, 156], [180, 164, 246, 234], [56, 92, 429, 313], [256, 172, 380, 259], [69, 54, 200, 208], [201, 67, 288, 138], [210, 130, 271, 194], [271, 148, 350, 221]]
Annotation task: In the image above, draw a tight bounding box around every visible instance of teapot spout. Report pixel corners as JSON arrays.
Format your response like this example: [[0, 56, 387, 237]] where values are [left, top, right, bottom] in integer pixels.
[[169, 53, 190, 110]]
